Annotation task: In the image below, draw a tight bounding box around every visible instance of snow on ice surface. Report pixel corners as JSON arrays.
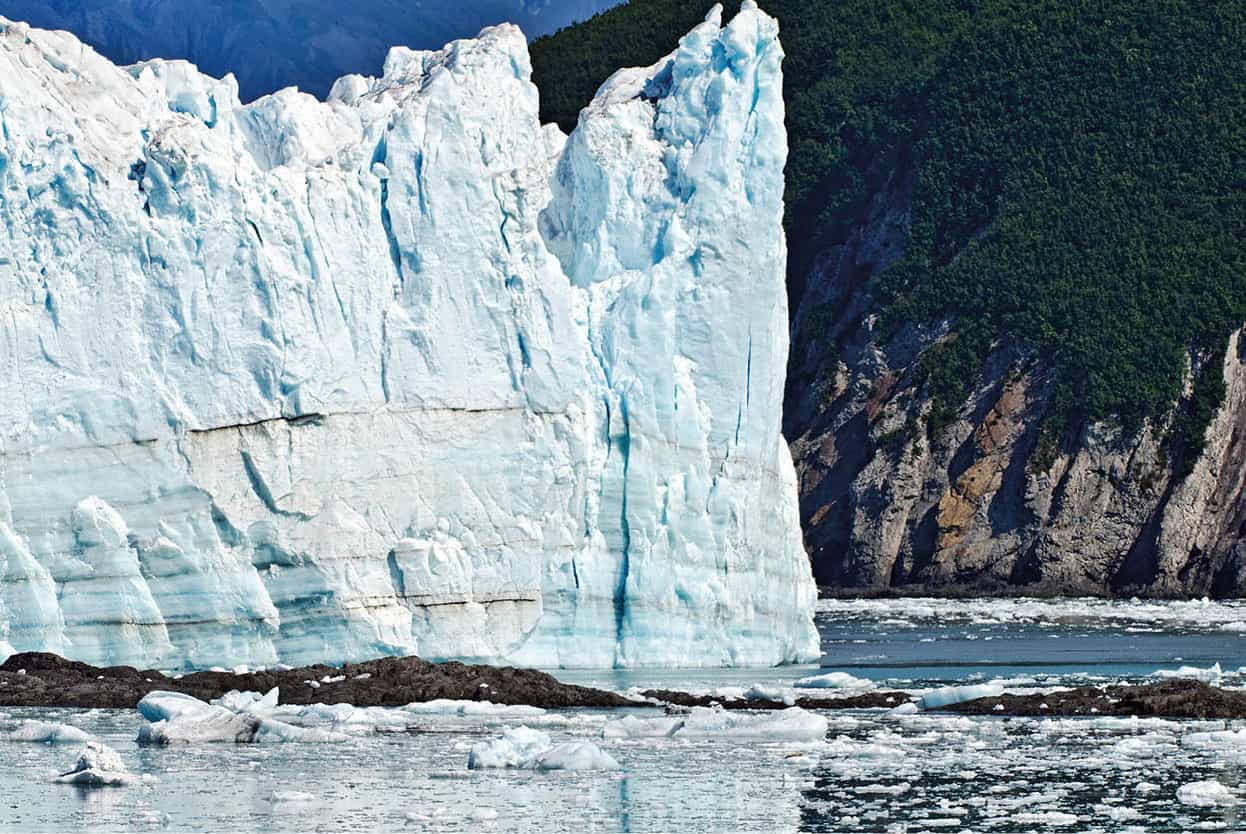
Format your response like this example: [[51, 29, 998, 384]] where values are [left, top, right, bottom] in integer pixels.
[[0, 2, 816, 671]]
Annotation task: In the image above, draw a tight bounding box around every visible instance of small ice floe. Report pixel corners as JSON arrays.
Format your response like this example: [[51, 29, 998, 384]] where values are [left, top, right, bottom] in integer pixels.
[[1177, 780, 1236, 807], [54, 742, 135, 787], [8, 720, 91, 744], [136, 691, 347, 745], [917, 684, 1005, 710], [268, 790, 316, 805], [601, 706, 828, 742], [468, 727, 619, 771], [794, 672, 874, 690], [1152, 662, 1222, 683]]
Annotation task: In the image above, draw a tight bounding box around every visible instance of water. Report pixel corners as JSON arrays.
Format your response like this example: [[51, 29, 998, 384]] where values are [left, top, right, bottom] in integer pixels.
[[4, 597, 1246, 832]]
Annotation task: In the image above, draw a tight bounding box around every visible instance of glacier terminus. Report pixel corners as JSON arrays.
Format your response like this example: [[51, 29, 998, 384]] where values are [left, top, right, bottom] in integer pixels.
[[0, 1, 818, 670]]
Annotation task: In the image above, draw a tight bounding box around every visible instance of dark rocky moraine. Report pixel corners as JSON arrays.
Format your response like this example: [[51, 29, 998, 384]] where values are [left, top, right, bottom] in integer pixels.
[[939, 679, 1246, 720], [0, 652, 634, 710]]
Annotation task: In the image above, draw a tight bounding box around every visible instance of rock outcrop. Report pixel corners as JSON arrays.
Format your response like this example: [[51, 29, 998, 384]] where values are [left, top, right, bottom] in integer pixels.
[[788, 175, 1246, 598]]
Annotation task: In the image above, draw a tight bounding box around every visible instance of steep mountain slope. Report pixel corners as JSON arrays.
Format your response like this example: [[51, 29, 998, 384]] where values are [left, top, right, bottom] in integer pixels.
[[0, 6, 817, 669], [532, 0, 1246, 596], [0, 0, 622, 100]]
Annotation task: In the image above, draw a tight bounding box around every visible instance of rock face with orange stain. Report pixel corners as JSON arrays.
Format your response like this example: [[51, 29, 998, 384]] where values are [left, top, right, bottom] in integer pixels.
[[786, 168, 1246, 597]]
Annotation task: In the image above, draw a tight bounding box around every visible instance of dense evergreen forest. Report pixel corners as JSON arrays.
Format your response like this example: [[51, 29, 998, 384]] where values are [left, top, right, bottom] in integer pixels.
[[531, 0, 1245, 454]]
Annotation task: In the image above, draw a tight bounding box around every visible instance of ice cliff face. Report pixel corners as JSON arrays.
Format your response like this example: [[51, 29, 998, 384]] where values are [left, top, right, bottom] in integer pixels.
[[0, 2, 818, 669]]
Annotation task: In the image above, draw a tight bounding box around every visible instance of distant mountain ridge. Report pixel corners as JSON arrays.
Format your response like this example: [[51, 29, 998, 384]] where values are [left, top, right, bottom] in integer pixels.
[[0, 0, 621, 101]]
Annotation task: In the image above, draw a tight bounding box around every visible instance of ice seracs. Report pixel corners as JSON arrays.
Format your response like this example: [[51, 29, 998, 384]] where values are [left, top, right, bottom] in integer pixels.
[[0, 3, 816, 670]]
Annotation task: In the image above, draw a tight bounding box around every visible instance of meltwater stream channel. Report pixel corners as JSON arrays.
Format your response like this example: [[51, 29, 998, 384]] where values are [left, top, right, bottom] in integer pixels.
[[5, 598, 1246, 832]]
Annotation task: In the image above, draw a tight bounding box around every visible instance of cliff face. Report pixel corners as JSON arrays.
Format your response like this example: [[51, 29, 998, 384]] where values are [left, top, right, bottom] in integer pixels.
[[787, 182, 1246, 598]]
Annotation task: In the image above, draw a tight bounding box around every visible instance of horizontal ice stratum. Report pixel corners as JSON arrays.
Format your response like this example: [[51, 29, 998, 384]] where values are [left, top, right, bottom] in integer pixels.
[[0, 1, 818, 669]]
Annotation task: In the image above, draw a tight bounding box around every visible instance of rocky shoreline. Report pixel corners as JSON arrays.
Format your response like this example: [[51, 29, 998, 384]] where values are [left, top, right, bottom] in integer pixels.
[[0, 653, 633, 710], [940, 679, 1246, 719], [5, 653, 1246, 720]]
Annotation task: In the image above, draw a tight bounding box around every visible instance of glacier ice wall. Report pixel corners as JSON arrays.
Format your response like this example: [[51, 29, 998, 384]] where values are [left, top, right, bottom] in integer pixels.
[[0, 1, 818, 669]]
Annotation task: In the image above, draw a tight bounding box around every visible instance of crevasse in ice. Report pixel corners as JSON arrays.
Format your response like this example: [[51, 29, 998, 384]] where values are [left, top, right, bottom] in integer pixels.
[[0, 1, 818, 669]]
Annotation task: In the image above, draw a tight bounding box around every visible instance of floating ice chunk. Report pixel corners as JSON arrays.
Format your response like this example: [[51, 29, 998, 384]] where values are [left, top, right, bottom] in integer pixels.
[[743, 684, 795, 705], [601, 715, 684, 739], [8, 720, 91, 744], [794, 672, 875, 690], [526, 742, 620, 771], [918, 684, 1005, 710], [253, 721, 349, 744], [54, 742, 135, 787], [1177, 780, 1236, 806], [138, 708, 261, 745], [1183, 728, 1246, 752], [1152, 663, 1222, 683], [887, 702, 920, 716], [1011, 811, 1079, 826], [468, 726, 619, 771], [406, 700, 545, 718], [211, 688, 280, 714], [674, 707, 828, 741], [468, 727, 552, 769], [269, 790, 316, 804], [854, 782, 911, 795], [138, 691, 346, 744]]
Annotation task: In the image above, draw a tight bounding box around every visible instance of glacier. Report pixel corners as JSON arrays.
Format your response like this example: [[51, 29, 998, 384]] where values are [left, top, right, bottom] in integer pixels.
[[0, 1, 818, 670]]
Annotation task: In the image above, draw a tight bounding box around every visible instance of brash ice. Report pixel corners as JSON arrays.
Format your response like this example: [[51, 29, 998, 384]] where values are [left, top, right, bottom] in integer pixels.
[[0, 2, 817, 669]]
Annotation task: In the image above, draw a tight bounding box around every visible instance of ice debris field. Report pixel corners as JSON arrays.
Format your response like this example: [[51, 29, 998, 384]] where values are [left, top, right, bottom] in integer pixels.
[[6, 683, 1246, 832], [3, 598, 1246, 830], [0, 1, 815, 671]]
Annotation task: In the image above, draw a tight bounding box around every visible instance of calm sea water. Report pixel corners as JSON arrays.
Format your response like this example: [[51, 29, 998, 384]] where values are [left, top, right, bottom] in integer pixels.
[[4, 598, 1246, 833]]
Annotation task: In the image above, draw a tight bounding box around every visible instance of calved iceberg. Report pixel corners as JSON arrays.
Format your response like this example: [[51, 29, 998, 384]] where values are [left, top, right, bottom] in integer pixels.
[[0, 1, 817, 669]]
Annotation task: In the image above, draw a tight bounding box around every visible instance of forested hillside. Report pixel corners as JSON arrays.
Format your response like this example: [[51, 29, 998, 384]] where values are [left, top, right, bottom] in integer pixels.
[[532, 0, 1246, 596]]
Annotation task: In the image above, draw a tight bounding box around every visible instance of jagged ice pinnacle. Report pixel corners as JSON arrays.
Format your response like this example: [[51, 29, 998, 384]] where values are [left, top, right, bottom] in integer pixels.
[[0, 1, 818, 669]]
